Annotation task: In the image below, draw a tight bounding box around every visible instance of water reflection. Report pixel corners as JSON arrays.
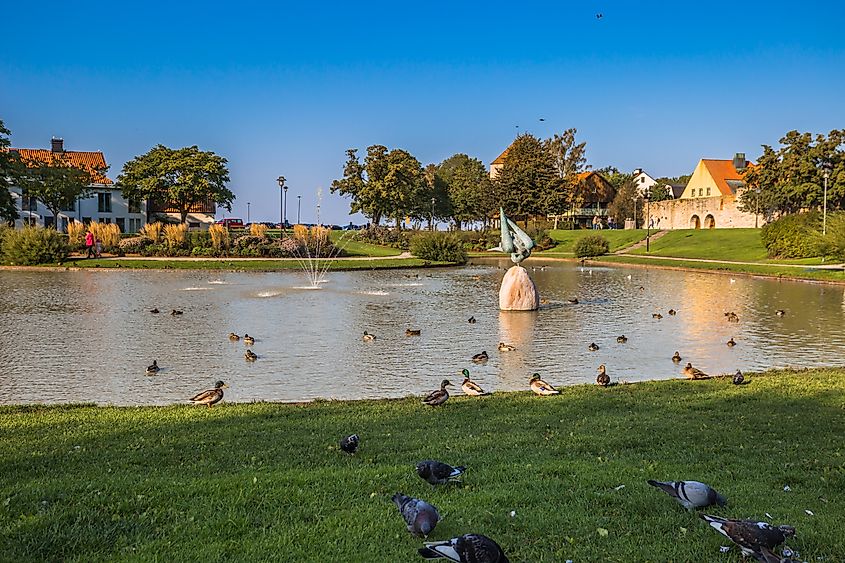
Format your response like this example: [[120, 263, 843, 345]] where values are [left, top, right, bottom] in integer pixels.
[[1, 261, 843, 405]]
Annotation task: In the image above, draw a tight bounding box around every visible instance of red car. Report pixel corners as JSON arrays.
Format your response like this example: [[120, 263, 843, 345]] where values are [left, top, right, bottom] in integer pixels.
[[215, 218, 244, 229]]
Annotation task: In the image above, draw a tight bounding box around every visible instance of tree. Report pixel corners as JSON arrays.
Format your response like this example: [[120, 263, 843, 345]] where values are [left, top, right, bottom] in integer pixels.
[[607, 173, 642, 227], [544, 129, 589, 216], [19, 159, 93, 229], [0, 120, 22, 223], [493, 134, 556, 225], [436, 154, 491, 229], [117, 145, 233, 224], [423, 163, 451, 230]]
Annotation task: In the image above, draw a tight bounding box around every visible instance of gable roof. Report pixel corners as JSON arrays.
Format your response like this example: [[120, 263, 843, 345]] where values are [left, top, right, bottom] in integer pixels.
[[701, 159, 752, 196], [491, 146, 510, 165], [9, 148, 113, 185]]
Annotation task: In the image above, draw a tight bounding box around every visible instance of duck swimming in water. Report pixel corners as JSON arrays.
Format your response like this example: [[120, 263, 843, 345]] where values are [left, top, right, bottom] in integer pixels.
[[616, 335, 627, 344], [530, 373, 560, 395], [190, 380, 228, 407], [145, 360, 160, 375], [471, 351, 489, 363], [228, 332, 240, 341], [498, 342, 516, 352], [726, 337, 736, 347], [362, 331, 376, 342], [672, 351, 682, 363], [423, 380, 453, 406], [244, 349, 257, 362], [243, 334, 255, 346], [588, 342, 600, 352], [406, 328, 421, 336], [460, 369, 489, 396]]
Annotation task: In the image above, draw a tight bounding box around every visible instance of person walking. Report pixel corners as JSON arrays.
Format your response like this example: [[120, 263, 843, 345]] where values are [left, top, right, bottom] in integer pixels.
[[85, 230, 95, 258], [94, 236, 103, 258]]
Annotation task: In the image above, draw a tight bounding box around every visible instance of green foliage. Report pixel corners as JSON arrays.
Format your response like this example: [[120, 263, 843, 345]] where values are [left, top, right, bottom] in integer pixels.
[[117, 145, 234, 223], [356, 225, 414, 250], [0, 120, 22, 223], [573, 234, 610, 257], [607, 173, 641, 226], [493, 134, 556, 220], [19, 158, 94, 226], [817, 212, 845, 260], [409, 231, 468, 264], [1, 226, 69, 264], [760, 212, 822, 259], [437, 154, 493, 228]]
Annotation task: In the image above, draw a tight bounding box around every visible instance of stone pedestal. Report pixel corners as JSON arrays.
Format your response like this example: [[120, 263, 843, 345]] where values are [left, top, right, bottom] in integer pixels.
[[499, 265, 539, 311]]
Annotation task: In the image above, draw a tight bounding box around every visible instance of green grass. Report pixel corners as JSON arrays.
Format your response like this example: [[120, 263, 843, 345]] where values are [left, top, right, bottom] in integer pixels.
[[52, 258, 443, 271], [331, 234, 403, 257], [627, 229, 768, 261], [2, 368, 843, 562], [539, 229, 648, 257]]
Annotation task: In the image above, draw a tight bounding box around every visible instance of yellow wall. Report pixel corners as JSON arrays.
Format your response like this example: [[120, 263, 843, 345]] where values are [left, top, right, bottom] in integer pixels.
[[680, 160, 718, 199]]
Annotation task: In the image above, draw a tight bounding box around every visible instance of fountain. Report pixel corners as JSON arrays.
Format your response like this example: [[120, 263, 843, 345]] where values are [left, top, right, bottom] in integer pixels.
[[489, 208, 539, 311]]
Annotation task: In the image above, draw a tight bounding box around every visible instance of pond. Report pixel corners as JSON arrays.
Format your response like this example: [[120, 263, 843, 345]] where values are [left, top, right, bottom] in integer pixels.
[[1, 260, 844, 405]]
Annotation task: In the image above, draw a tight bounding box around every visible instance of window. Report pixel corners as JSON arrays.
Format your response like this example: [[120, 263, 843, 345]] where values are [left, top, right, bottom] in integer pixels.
[[129, 218, 142, 232], [101, 217, 111, 224], [128, 199, 141, 214], [641, 177, 646, 183], [44, 216, 55, 229], [698, 188, 703, 196], [60, 200, 75, 212], [97, 192, 112, 213], [116, 217, 125, 232], [706, 187, 711, 196], [21, 192, 37, 211]]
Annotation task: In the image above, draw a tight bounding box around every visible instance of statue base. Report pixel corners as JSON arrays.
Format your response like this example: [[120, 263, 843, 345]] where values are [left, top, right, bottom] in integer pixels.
[[499, 265, 539, 311]]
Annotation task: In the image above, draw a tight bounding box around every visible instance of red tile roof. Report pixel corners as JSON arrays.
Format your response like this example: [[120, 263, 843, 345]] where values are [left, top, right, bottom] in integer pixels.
[[9, 148, 112, 185], [491, 146, 510, 165], [701, 159, 753, 196]]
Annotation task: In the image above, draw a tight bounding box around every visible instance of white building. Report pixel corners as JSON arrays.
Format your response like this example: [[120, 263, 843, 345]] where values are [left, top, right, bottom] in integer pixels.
[[631, 168, 678, 199], [9, 138, 147, 232]]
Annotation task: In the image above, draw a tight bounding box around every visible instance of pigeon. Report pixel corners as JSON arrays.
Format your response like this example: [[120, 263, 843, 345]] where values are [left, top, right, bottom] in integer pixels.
[[588, 342, 600, 351], [733, 370, 745, 385], [460, 369, 489, 396], [339, 434, 359, 454], [419, 533, 509, 562], [530, 373, 560, 395], [596, 364, 610, 387], [672, 351, 682, 363], [244, 349, 257, 361], [647, 480, 726, 509], [683, 362, 711, 380], [392, 493, 440, 537], [416, 460, 466, 486], [700, 515, 795, 560], [190, 381, 228, 408], [727, 337, 737, 347], [145, 360, 160, 375], [423, 380, 453, 406], [362, 331, 376, 342], [616, 335, 627, 343]]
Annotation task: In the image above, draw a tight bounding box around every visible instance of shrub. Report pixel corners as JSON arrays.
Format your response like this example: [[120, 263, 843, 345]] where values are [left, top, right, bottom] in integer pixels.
[[2, 226, 69, 265], [119, 236, 152, 254], [818, 212, 845, 260], [163, 224, 188, 248], [573, 234, 610, 258], [140, 222, 163, 243], [410, 232, 468, 264], [208, 224, 229, 249], [67, 220, 86, 245], [249, 223, 268, 238], [760, 212, 822, 259], [88, 222, 121, 248], [356, 225, 414, 250]]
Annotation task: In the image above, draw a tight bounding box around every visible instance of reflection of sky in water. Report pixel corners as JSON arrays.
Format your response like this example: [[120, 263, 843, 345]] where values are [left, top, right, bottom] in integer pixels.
[[1, 260, 844, 405]]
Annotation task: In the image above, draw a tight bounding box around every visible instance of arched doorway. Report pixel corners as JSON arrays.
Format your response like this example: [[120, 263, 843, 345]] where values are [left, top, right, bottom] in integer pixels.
[[704, 214, 716, 229], [690, 215, 701, 229]]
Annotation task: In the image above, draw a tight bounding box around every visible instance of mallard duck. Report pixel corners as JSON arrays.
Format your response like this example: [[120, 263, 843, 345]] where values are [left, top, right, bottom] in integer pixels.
[[467, 316, 476, 324], [145, 360, 160, 375], [190, 380, 228, 407], [672, 351, 682, 363], [228, 332, 240, 341], [243, 334, 255, 346], [726, 337, 736, 347], [244, 349, 257, 361], [498, 342, 516, 352], [149, 308, 160, 314], [588, 342, 600, 351], [406, 328, 421, 336], [683, 362, 711, 380], [668, 309, 677, 315], [460, 369, 489, 396], [422, 379, 453, 406], [362, 331, 376, 342], [171, 309, 183, 316], [596, 364, 610, 387], [616, 335, 627, 343], [567, 298, 579, 304], [471, 351, 489, 363], [530, 373, 560, 395], [732, 370, 744, 385], [776, 309, 786, 317], [725, 312, 739, 323], [652, 313, 663, 319]]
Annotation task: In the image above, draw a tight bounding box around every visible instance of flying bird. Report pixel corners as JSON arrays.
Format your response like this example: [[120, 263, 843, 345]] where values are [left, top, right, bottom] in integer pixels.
[[418, 533, 509, 562], [339, 434, 359, 454], [647, 480, 727, 510], [596, 13, 603, 20], [700, 515, 795, 560], [416, 460, 466, 486], [392, 493, 440, 538]]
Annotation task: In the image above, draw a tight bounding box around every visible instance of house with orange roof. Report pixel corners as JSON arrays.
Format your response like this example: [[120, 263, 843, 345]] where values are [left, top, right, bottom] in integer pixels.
[[489, 146, 510, 179], [649, 153, 763, 229], [8, 138, 148, 232]]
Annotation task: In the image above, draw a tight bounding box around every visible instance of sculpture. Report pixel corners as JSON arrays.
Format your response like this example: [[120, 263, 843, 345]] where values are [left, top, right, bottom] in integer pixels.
[[490, 208, 536, 264], [490, 208, 539, 311]]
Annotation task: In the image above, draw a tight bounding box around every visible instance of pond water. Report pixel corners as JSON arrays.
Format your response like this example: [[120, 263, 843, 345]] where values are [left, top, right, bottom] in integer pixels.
[[1, 260, 844, 405]]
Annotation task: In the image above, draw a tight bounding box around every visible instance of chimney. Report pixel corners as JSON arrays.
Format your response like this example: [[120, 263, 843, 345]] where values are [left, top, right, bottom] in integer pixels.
[[732, 152, 746, 171], [51, 137, 64, 153]]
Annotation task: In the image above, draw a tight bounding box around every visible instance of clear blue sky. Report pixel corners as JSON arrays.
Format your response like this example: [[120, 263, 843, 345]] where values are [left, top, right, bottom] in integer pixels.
[[2, 1, 844, 224]]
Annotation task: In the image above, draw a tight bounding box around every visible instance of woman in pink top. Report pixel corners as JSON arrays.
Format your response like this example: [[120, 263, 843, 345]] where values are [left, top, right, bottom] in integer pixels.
[[85, 231, 95, 258]]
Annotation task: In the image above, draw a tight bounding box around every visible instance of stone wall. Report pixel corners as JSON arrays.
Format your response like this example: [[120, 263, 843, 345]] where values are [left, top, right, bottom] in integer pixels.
[[649, 194, 764, 230]]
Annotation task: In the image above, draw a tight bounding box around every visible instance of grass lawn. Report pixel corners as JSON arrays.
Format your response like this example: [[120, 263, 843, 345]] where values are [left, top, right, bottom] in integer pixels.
[[539, 229, 648, 257], [54, 257, 442, 271], [2, 368, 843, 561], [626, 229, 768, 261], [330, 232, 403, 257]]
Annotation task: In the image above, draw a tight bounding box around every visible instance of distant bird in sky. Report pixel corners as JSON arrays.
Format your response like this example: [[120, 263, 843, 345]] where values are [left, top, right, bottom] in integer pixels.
[[596, 13, 603, 20], [339, 434, 359, 454]]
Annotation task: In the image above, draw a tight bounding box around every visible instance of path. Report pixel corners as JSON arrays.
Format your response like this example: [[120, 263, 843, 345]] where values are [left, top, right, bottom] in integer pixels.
[[611, 252, 845, 270], [72, 252, 413, 262], [614, 229, 670, 254]]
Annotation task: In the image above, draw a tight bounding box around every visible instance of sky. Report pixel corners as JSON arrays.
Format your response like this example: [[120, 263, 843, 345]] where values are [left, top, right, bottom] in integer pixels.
[[2, 1, 844, 225]]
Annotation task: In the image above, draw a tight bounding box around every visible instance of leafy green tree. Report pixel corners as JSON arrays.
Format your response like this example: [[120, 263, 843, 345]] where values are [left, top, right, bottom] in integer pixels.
[[423, 163, 451, 229], [19, 159, 94, 229], [493, 134, 556, 224], [544, 129, 588, 215], [436, 154, 491, 229], [607, 173, 642, 227], [117, 145, 233, 224], [0, 120, 22, 223]]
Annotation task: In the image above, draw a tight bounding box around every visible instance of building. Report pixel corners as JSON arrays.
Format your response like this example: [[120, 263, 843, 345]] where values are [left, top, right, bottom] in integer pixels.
[[649, 153, 761, 230], [632, 168, 677, 199], [147, 199, 217, 229], [548, 171, 616, 229], [8, 138, 147, 232]]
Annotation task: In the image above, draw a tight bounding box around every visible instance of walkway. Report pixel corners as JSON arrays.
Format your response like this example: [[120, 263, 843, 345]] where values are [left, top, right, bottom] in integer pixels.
[[72, 252, 413, 262], [614, 229, 669, 254], [612, 252, 845, 270]]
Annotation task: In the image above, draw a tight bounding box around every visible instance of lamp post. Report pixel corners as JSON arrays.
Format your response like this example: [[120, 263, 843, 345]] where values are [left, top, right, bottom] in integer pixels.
[[316, 203, 321, 227], [430, 197, 435, 231], [645, 196, 651, 252], [823, 165, 831, 236], [297, 195, 302, 225], [755, 188, 760, 229], [633, 196, 638, 229], [277, 176, 287, 235], [247, 202, 250, 224]]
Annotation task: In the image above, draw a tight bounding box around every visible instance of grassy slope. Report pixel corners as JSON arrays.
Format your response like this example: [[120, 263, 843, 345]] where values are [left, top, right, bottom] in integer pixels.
[[538, 230, 648, 257], [626, 229, 769, 261], [55, 258, 440, 271], [330, 232, 403, 257], [2, 369, 843, 562]]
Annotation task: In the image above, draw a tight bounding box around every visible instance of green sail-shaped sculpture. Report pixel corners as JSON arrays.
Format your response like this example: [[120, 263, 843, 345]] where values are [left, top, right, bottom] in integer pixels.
[[489, 209, 540, 310], [488, 208, 536, 264]]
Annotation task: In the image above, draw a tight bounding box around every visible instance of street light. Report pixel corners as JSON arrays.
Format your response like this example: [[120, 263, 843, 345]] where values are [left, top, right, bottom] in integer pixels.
[[823, 164, 832, 235], [247, 202, 250, 224], [277, 176, 287, 235], [297, 195, 302, 225], [633, 196, 638, 229], [644, 195, 651, 252], [430, 197, 435, 231]]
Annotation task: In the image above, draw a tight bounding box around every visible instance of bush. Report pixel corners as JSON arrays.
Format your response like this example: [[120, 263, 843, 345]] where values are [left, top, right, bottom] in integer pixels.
[[818, 212, 845, 260], [163, 224, 188, 248], [2, 226, 69, 265], [760, 212, 822, 259], [208, 224, 229, 249], [356, 225, 414, 250], [410, 232, 468, 264], [573, 234, 610, 258]]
